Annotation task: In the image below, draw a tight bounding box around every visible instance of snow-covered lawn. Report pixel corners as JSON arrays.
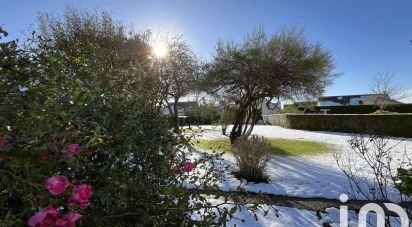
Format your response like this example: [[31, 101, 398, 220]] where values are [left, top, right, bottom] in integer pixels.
[[183, 125, 412, 226], [195, 200, 403, 227], [188, 125, 412, 201], [194, 200, 342, 227]]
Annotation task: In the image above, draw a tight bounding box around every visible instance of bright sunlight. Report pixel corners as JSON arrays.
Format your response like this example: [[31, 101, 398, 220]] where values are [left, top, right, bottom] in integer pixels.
[[152, 41, 169, 58]]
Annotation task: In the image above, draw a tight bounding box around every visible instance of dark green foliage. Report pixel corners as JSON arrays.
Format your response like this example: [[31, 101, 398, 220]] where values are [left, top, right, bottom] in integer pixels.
[[264, 114, 412, 137], [186, 103, 220, 125], [202, 27, 336, 143], [280, 105, 304, 114], [396, 168, 412, 196], [0, 9, 233, 226], [303, 104, 412, 114]]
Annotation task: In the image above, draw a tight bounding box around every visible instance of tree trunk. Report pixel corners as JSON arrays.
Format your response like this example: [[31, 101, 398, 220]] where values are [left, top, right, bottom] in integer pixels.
[[229, 104, 247, 144], [229, 98, 261, 144], [173, 102, 179, 132], [221, 124, 227, 135]]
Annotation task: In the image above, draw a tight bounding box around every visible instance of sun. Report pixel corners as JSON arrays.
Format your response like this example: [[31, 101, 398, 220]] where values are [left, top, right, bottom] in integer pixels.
[[152, 41, 169, 58]]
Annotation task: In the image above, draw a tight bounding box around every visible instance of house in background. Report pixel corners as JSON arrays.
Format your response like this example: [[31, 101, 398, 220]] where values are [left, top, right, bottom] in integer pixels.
[[261, 98, 282, 115], [317, 94, 402, 106], [283, 101, 318, 111], [162, 101, 198, 116]]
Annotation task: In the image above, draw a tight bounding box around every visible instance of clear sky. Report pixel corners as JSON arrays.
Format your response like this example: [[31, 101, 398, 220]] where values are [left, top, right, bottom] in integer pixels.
[[1, 0, 411, 97]]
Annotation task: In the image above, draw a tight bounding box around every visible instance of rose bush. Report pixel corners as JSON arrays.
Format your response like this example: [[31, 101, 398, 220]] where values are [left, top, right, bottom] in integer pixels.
[[0, 9, 245, 226], [28, 172, 90, 227]]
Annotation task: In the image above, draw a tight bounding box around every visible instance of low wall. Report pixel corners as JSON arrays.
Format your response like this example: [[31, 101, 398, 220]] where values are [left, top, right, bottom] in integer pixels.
[[262, 114, 412, 138]]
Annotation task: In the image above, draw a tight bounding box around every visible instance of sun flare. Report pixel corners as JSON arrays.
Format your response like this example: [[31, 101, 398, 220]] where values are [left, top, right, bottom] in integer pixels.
[[152, 41, 169, 58]]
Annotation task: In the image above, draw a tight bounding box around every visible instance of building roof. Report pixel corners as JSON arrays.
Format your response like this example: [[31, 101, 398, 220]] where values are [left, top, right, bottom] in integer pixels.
[[318, 93, 402, 106], [168, 101, 198, 109], [318, 93, 388, 101]]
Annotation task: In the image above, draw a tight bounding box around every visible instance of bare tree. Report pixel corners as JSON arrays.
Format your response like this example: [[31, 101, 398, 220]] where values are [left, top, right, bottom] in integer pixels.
[[335, 134, 411, 226], [370, 72, 407, 101]]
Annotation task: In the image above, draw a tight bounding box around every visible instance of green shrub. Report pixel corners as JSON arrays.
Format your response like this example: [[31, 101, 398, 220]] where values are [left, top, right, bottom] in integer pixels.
[[232, 135, 271, 183], [280, 105, 303, 114], [302, 104, 412, 114], [265, 114, 412, 137], [396, 168, 412, 196], [187, 103, 221, 125], [0, 10, 234, 226]]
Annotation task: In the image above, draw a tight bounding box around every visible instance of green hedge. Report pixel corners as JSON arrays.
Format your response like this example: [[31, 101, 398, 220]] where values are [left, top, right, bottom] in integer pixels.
[[263, 114, 412, 138], [301, 104, 412, 114]]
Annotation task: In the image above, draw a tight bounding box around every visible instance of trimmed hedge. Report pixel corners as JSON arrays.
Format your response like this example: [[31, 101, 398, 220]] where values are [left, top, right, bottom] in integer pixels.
[[263, 114, 412, 138], [301, 104, 412, 114]]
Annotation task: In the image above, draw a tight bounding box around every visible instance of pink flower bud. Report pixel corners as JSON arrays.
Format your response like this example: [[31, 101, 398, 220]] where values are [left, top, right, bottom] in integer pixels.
[[183, 162, 196, 172], [175, 162, 196, 175]]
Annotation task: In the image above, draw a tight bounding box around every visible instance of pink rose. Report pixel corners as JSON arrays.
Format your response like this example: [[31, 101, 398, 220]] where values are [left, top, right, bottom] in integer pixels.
[[0, 136, 6, 146], [28, 205, 60, 227], [45, 175, 70, 196], [175, 162, 196, 175], [63, 144, 81, 159], [183, 162, 196, 172], [70, 184, 92, 207]]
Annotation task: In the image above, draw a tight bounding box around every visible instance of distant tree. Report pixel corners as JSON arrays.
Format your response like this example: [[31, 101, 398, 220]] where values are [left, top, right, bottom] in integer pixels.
[[186, 102, 220, 125], [370, 71, 408, 101], [203, 27, 336, 144], [152, 36, 200, 132]]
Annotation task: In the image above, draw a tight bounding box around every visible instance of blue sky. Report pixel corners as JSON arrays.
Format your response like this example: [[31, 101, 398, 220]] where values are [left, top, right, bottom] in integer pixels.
[[1, 0, 412, 97]]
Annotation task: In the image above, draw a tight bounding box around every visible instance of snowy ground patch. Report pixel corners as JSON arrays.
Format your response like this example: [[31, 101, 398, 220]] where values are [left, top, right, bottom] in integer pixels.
[[193, 199, 405, 227], [188, 125, 412, 201]]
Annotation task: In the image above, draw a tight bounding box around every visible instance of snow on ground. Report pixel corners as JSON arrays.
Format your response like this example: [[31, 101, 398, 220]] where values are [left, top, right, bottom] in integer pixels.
[[193, 199, 404, 227], [197, 200, 334, 227], [188, 125, 412, 202]]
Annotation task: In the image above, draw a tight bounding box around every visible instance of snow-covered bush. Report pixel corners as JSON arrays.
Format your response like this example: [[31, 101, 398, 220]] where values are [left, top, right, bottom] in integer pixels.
[[232, 135, 271, 183]]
